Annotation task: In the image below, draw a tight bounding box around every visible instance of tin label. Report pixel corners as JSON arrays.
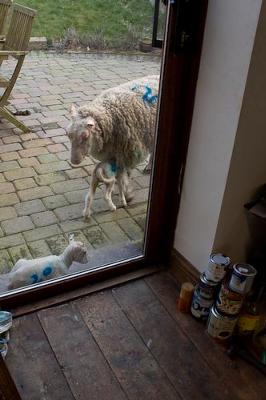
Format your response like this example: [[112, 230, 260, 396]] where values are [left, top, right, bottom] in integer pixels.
[[207, 309, 237, 340], [237, 314, 260, 335], [216, 284, 244, 315], [191, 291, 213, 319]]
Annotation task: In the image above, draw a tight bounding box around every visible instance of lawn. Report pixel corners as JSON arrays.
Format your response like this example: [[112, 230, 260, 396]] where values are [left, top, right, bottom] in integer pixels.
[[19, 0, 164, 48]]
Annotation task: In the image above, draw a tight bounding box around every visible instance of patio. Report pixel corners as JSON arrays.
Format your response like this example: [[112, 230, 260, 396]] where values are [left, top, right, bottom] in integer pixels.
[[0, 51, 161, 284]]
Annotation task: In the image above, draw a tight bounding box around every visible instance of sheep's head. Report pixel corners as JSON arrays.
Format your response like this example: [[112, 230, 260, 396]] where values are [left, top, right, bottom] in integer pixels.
[[66, 235, 88, 264], [67, 105, 96, 165]]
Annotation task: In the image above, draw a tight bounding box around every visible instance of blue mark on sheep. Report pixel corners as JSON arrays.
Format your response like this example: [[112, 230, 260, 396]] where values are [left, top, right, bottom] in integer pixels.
[[30, 263, 54, 284], [131, 84, 158, 105]]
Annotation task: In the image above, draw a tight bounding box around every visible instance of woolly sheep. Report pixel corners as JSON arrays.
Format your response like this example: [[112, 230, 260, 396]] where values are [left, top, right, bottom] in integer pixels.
[[8, 237, 87, 290], [66, 75, 159, 172]]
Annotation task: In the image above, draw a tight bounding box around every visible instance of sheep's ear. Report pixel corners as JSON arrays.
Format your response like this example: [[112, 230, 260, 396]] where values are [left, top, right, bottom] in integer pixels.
[[70, 104, 78, 117]]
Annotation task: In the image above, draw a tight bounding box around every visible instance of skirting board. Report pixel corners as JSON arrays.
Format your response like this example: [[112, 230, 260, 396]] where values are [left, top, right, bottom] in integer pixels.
[[169, 249, 200, 287]]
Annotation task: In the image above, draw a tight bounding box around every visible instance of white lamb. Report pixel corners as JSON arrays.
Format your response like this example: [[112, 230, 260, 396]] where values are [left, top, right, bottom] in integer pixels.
[[67, 75, 159, 177], [8, 237, 87, 290]]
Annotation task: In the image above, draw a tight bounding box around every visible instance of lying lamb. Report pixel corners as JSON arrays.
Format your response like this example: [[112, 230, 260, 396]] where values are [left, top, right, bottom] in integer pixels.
[[83, 159, 130, 218], [67, 75, 159, 179], [8, 237, 87, 290]]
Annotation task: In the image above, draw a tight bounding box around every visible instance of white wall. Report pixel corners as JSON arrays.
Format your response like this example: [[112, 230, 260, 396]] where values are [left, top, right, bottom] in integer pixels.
[[174, 0, 262, 272]]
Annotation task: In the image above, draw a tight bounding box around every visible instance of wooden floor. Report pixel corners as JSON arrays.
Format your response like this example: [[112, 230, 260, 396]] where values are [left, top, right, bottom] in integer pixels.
[[5, 272, 266, 400]]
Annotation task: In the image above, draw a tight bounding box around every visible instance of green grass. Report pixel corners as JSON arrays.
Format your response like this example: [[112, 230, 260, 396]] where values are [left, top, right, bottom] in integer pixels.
[[19, 0, 161, 45]]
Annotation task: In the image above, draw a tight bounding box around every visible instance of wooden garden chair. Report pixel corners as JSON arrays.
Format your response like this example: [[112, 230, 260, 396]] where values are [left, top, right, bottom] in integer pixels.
[[0, 3, 36, 133], [0, 0, 12, 39]]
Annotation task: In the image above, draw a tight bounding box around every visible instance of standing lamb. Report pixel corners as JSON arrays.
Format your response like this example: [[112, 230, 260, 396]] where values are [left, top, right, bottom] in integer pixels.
[[8, 237, 87, 290], [67, 75, 159, 178]]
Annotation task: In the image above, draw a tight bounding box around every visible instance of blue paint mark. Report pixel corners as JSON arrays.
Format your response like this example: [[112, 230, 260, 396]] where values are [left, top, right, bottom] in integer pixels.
[[43, 266, 53, 276], [31, 274, 39, 284], [142, 86, 158, 104]]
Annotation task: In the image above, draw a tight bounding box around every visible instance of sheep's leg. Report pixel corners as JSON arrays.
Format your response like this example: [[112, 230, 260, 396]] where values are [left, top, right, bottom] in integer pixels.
[[104, 181, 116, 212], [83, 175, 98, 218], [143, 153, 153, 174]]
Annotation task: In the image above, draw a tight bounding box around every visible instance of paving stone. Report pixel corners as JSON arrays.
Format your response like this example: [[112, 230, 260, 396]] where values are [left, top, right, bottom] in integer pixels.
[[0, 143, 22, 154], [28, 240, 52, 258], [46, 234, 68, 255], [67, 230, 93, 250], [100, 222, 129, 243], [93, 208, 130, 224], [2, 135, 22, 144], [35, 172, 66, 186], [82, 226, 110, 249], [130, 188, 149, 205], [42, 194, 68, 210], [47, 143, 66, 153], [50, 178, 88, 195], [21, 132, 38, 141], [14, 178, 37, 190], [19, 147, 48, 158], [0, 193, 19, 207], [22, 138, 52, 148], [23, 224, 62, 242], [18, 157, 40, 168], [63, 189, 90, 205], [2, 216, 34, 235], [0, 206, 16, 222], [18, 186, 53, 201], [0, 173, 5, 183], [0, 250, 13, 273], [135, 174, 151, 188], [15, 199, 45, 216], [127, 202, 148, 216], [65, 168, 87, 179], [31, 211, 58, 227], [60, 218, 95, 233], [44, 128, 66, 138], [54, 203, 84, 221], [134, 214, 147, 231], [4, 167, 36, 181], [0, 233, 25, 250], [37, 153, 58, 164], [34, 160, 70, 174], [9, 244, 32, 263], [1, 152, 20, 161], [0, 182, 15, 194], [117, 218, 144, 241], [56, 151, 69, 161], [52, 135, 68, 144], [0, 161, 19, 172]]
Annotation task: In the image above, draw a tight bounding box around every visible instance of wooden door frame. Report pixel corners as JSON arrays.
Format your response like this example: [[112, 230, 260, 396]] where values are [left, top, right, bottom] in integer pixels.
[[0, 0, 208, 309]]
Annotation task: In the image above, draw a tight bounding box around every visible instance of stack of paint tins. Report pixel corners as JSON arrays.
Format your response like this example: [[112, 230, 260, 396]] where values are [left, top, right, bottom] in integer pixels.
[[0, 311, 12, 358], [191, 253, 231, 321], [207, 263, 257, 341]]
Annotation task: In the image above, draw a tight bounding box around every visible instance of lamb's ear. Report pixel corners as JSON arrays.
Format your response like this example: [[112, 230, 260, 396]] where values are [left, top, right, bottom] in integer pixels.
[[70, 104, 78, 117]]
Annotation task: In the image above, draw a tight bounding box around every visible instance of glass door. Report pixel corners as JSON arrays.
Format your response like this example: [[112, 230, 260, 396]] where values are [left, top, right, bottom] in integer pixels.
[[0, 0, 208, 307]]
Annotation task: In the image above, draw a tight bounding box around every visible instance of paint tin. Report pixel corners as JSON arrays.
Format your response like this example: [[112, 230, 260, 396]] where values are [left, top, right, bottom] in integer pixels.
[[207, 306, 238, 340], [216, 281, 245, 315], [0, 311, 12, 334], [191, 289, 214, 320], [197, 274, 219, 300], [229, 264, 257, 294], [205, 253, 231, 283]]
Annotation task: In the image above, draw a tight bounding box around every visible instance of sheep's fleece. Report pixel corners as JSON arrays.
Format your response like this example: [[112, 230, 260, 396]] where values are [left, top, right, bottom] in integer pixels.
[[67, 75, 159, 169]]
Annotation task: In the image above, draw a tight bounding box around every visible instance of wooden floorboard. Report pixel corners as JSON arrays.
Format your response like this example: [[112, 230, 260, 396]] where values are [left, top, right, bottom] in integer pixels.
[[5, 314, 75, 400], [37, 303, 127, 400], [112, 279, 233, 400], [76, 290, 179, 400], [4, 271, 266, 400], [145, 272, 265, 400]]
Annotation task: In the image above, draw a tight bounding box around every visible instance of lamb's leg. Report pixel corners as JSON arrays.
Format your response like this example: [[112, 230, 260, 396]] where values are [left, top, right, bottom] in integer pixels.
[[83, 174, 98, 218], [117, 175, 127, 208], [143, 153, 152, 174], [104, 181, 116, 211]]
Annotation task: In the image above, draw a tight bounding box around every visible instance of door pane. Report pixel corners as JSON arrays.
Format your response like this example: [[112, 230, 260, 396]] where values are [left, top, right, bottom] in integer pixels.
[[0, 0, 167, 294]]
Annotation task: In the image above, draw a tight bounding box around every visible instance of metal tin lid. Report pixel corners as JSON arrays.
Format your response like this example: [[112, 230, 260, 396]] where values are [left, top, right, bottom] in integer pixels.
[[233, 263, 257, 277], [211, 305, 238, 321], [201, 273, 219, 287], [210, 253, 231, 266]]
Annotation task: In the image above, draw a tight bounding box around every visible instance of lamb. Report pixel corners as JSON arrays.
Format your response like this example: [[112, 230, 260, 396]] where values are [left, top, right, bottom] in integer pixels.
[[8, 236, 87, 290], [66, 75, 159, 178], [83, 159, 130, 218]]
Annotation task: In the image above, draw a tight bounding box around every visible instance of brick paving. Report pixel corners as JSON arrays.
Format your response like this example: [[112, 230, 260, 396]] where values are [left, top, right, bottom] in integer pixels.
[[0, 51, 161, 277]]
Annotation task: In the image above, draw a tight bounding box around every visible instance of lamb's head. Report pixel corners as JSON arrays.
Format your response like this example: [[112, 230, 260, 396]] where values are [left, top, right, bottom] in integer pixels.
[[61, 236, 88, 267], [67, 105, 96, 165]]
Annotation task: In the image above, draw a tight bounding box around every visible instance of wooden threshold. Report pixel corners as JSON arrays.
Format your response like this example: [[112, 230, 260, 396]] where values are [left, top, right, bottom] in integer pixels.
[[11, 265, 163, 318]]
